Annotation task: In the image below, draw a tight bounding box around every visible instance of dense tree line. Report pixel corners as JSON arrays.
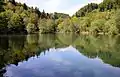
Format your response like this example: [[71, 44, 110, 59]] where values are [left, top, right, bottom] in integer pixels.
[[75, 3, 98, 17], [99, 0, 120, 12], [0, 0, 120, 34], [0, 0, 70, 34], [0, 0, 4, 12], [67, 0, 120, 34]]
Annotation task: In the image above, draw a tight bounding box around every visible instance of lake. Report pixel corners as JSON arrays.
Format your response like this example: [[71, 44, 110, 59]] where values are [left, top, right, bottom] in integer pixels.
[[0, 33, 120, 77]]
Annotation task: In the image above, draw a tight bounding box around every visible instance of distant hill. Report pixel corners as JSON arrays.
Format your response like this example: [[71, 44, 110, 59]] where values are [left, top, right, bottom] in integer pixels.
[[74, 0, 120, 17], [0, 0, 69, 34], [0, 0, 120, 34]]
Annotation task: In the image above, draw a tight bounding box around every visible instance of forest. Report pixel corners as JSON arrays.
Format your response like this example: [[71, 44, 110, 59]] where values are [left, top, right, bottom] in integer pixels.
[[0, 0, 120, 34]]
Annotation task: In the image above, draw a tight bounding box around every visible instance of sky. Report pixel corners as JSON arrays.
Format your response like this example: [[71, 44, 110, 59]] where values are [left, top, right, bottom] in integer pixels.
[[15, 0, 103, 16]]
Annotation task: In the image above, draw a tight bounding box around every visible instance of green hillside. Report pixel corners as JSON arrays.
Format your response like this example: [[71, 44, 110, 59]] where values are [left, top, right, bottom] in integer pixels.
[[0, 0, 120, 34], [0, 0, 69, 34], [68, 0, 120, 34]]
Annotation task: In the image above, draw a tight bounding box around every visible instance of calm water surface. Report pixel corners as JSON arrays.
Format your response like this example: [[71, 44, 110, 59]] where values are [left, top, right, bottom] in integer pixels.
[[0, 34, 120, 77]]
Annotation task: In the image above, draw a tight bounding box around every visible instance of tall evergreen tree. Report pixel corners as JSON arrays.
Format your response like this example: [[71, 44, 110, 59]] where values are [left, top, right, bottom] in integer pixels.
[[35, 7, 41, 17], [9, 0, 16, 5], [0, 0, 4, 12], [41, 10, 46, 19], [23, 3, 28, 10]]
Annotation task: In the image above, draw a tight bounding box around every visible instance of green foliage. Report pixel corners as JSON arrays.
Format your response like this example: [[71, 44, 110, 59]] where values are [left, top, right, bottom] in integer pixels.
[[8, 13, 23, 28], [15, 6, 24, 14], [38, 19, 56, 33], [0, 0, 4, 12], [71, 0, 120, 35], [0, 12, 8, 33], [9, 0, 16, 5], [29, 13, 39, 25], [0, 0, 70, 34], [115, 10, 120, 32], [71, 17, 80, 33], [105, 19, 118, 34], [55, 18, 64, 26], [40, 10, 47, 19], [8, 13, 26, 33], [0, 10, 13, 33], [75, 3, 98, 17], [79, 17, 91, 32], [54, 12, 70, 19], [5, 2, 15, 11], [26, 23, 36, 33], [90, 19, 106, 33], [0, 0, 120, 34], [38, 19, 47, 33], [58, 18, 75, 33], [46, 19, 56, 33], [99, 0, 120, 12], [23, 3, 28, 10]]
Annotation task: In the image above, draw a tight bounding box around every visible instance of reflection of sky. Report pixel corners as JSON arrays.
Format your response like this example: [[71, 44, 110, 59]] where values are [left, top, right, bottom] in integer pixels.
[[4, 46, 120, 77]]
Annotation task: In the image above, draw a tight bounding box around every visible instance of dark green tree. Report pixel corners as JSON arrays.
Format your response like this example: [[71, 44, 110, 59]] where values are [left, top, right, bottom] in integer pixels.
[[0, 0, 4, 12], [41, 10, 47, 19], [8, 13, 26, 33], [9, 0, 16, 5], [75, 3, 98, 17], [23, 3, 28, 10], [35, 7, 41, 17], [0, 12, 8, 34]]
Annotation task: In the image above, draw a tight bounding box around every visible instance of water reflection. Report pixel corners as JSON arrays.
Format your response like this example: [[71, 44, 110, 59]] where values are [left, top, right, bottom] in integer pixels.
[[0, 34, 120, 77]]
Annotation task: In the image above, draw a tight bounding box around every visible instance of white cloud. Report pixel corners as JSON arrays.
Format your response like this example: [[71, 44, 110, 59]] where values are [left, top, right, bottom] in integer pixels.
[[88, 0, 103, 4], [58, 4, 86, 16], [15, 0, 103, 16], [41, 0, 61, 13]]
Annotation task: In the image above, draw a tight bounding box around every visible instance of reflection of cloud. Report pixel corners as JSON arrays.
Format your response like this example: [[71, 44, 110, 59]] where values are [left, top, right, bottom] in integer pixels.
[[46, 47, 76, 65], [5, 46, 120, 77]]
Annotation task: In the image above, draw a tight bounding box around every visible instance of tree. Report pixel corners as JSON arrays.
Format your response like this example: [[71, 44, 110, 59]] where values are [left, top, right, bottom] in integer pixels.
[[0, 12, 8, 33], [40, 10, 46, 19], [23, 3, 28, 10], [54, 12, 69, 19], [115, 10, 120, 32], [71, 16, 80, 33], [8, 13, 26, 33], [105, 19, 118, 34], [0, 0, 4, 12], [57, 18, 74, 33], [28, 13, 39, 31], [90, 19, 106, 33], [35, 7, 41, 17], [9, 0, 16, 5], [38, 19, 56, 33], [38, 19, 47, 33], [46, 19, 56, 33], [26, 23, 36, 33], [6, 2, 15, 11], [15, 6, 24, 14], [75, 3, 98, 17], [0, 10, 13, 33], [79, 17, 91, 32]]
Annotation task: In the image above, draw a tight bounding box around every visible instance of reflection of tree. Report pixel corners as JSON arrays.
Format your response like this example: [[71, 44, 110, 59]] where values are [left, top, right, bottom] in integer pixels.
[[55, 33, 79, 47], [0, 68, 6, 77], [38, 34, 56, 49], [76, 35, 120, 67], [1, 34, 120, 76]]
